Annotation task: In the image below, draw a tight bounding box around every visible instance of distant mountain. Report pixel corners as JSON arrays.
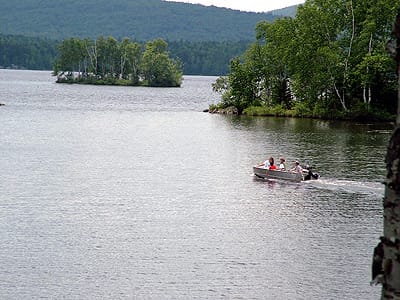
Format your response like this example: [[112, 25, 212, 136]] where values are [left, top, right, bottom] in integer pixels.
[[270, 5, 299, 18], [0, 0, 296, 42]]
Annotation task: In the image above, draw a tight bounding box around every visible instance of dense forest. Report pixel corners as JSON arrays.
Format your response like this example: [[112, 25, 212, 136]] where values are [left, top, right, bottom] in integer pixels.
[[0, 35, 57, 70], [0, 0, 281, 42], [168, 41, 250, 75], [211, 0, 399, 121], [54, 37, 183, 87], [0, 34, 250, 75], [0, 1, 296, 75]]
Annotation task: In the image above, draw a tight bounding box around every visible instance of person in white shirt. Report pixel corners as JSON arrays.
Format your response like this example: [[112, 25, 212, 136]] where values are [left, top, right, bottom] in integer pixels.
[[258, 157, 271, 169], [290, 161, 303, 173], [278, 157, 286, 170]]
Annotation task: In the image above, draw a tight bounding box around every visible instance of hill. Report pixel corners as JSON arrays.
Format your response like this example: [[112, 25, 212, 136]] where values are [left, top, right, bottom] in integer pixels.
[[0, 34, 251, 75], [270, 6, 298, 18], [0, 0, 287, 42], [0, 2, 299, 75]]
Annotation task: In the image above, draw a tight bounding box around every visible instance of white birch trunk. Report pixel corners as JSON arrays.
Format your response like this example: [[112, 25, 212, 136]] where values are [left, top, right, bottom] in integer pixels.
[[340, 0, 355, 110], [366, 33, 373, 105], [333, 81, 347, 111], [363, 87, 367, 103], [86, 42, 98, 75], [333, 0, 355, 111], [368, 87, 372, 105], [381, 10, 400, 300]]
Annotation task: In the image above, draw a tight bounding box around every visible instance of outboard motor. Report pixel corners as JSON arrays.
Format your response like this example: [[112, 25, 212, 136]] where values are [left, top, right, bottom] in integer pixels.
[[304, 165, 319, 181]]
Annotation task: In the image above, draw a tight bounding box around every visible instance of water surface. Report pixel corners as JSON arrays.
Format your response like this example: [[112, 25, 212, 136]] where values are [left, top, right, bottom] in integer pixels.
[[0, 70, 389, 299]]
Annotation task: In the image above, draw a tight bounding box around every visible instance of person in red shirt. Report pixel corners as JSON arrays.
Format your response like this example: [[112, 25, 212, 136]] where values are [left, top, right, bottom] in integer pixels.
[[269, 157, 277, 170]]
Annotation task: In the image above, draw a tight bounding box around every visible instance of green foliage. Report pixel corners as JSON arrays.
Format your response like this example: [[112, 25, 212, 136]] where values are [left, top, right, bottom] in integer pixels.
[[212, 76, 229, 94], [243, 104, 289, 117], [54, 37, 183, 87], [215, 0, 399, 121], [0, 34, 57, 69], [291, 101, 313, 118], [0, 0, 282, 42], [140, 39, 182, 87], [0, 2, 297, 74], [0, 34, 250, 76], [221, 57, 262, 113], [168, 40, 250, 75]]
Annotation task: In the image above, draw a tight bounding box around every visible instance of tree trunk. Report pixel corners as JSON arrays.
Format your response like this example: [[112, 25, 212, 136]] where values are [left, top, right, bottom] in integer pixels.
[[335, 0, 355, 112], [381, 8, 400, 300], [364, 33, 374, 105]]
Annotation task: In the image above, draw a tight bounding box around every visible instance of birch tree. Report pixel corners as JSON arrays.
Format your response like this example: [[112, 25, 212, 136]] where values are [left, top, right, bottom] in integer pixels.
[[380, 8, 400, 300], [354, 0, 396, 107]]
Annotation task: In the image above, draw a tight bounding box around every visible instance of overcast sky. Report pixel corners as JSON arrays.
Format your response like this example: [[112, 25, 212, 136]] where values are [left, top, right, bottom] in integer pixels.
[[165, 0, 305, 12]]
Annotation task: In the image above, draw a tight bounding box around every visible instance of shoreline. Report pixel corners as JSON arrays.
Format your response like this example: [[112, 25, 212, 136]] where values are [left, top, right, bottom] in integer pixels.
[[55, 78, 181, 88], [204, 105, 395, 124]]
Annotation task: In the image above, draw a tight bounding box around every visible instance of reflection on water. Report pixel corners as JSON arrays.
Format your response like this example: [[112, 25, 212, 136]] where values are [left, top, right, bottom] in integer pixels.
[[0, 70, 388, 299], [219, 114, 391, 182]]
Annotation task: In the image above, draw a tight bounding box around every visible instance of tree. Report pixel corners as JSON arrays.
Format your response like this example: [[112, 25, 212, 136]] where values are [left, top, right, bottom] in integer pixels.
[[214, 0, 398, 118], [254, 18, 295, 108], [140, 39, 182, 87], [53, 36, 182, 87], [380, 8, 400, 299], [56, 38, 84, 76], [123, 40, 142, 84]]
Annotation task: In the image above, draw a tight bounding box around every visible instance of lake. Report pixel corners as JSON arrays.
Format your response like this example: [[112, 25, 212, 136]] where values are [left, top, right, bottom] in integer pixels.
[[0, 69, 391, 299]]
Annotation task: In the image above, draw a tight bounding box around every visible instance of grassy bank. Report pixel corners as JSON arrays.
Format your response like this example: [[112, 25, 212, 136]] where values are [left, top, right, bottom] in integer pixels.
[[209, 103, 395, 122]]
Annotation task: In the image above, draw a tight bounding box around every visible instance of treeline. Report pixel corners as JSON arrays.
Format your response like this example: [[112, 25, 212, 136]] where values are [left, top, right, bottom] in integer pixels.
[[168, 41, 250, 75], [0, 34, 249, 75], [212, 0, 399, 120], [0, 0, 278, 42], [0, 34, 57, 70], [54, 37, 183, 87]]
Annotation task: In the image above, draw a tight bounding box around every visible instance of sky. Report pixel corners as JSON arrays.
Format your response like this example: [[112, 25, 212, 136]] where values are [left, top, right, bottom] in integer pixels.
[[165, 0, 305, 12]]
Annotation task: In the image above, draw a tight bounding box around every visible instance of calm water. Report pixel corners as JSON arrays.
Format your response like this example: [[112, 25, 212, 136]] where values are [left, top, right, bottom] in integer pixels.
[[0, 70, 391, 299]]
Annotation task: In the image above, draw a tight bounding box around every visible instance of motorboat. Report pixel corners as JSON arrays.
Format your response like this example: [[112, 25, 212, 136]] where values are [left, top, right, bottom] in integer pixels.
[[253, 165, 319, 182], [253, 166, 304, 182]]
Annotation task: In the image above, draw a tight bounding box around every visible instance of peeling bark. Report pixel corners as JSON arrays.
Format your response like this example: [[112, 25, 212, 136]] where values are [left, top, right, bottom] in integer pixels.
[[382, 8, 400, 300]]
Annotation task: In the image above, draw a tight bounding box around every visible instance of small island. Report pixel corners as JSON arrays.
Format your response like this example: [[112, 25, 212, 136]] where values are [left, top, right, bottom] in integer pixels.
[[53, 37, 183, 88]]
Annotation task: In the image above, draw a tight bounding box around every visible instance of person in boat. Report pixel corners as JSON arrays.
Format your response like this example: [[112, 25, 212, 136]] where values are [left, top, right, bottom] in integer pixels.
[[278, 157, 286, 171], [257, 157, 276, 169], [290, 161, 303, 173], [269, 157, 277, 170], [304, 165, 319, 180], [257, 158, 270, 169]]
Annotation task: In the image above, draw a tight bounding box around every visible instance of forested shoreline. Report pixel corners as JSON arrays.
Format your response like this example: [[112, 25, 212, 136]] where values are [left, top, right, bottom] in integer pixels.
[[211, 0, 399, 121], [0, 0, 280, 42], [0, 34, 57, 70], [53, 37, 183, 87], [0, 34, 249, 76]]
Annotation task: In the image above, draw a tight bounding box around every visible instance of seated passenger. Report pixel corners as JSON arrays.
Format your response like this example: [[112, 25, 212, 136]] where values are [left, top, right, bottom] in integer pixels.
[[269, 157, 277, 170], [257, 159, 270, 169], [290, 161, 303, 173], [278, 157, 286, 171]]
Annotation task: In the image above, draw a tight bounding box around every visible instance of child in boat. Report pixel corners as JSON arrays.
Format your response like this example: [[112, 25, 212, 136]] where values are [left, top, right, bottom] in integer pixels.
[[269, 157, 277, 170], [278, 157, 286, 170]]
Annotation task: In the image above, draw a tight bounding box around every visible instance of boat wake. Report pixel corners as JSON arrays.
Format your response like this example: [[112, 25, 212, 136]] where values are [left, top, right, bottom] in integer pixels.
[[306, 177, 384, 196]]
